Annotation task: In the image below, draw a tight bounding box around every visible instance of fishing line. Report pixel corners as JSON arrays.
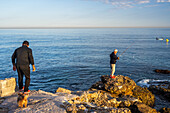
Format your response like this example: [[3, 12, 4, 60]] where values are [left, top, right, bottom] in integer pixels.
[[119, 42, 135, 57]]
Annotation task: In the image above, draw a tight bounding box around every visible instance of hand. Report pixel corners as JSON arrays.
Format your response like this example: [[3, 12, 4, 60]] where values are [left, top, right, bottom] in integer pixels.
[[13, 65, 16, 71], [32, 65, 36, 72]]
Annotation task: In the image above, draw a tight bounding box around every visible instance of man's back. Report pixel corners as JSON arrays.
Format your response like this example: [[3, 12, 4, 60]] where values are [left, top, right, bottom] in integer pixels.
[[12, 45, 34, 66]]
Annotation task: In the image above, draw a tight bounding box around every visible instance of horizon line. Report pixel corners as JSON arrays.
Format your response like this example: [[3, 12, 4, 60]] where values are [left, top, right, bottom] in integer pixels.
[[0, 26, 170, 29]]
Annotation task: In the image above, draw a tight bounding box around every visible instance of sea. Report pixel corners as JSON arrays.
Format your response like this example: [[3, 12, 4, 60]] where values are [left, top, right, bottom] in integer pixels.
[[0, 28, 170, 93]]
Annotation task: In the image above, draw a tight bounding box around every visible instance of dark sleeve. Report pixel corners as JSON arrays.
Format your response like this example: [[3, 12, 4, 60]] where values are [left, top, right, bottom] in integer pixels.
[[28, 49, 34, 65], [113, 55, 118, 60], [116, 55, 118, 60], [12, 50, 16, 65]]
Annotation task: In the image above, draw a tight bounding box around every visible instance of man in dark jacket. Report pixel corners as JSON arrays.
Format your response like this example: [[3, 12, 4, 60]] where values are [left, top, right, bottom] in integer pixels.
[[12, 41, 36, 93], [110, 49, 119, 78]]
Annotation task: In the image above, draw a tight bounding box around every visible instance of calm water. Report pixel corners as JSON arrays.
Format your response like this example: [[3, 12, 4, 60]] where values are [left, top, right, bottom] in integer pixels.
[[0, 28, 170, 93]]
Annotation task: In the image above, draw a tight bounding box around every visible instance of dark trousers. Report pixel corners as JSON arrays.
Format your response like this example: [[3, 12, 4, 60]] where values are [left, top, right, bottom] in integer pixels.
[[16, 65, 30, 92]]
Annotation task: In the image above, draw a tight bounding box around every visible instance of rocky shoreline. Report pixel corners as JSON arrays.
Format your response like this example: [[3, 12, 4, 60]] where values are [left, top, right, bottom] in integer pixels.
[[0, 75, 169, 113]]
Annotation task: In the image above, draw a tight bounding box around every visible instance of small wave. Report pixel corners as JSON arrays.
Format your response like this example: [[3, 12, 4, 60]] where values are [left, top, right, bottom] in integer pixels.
[[137, 79, 170, 87]]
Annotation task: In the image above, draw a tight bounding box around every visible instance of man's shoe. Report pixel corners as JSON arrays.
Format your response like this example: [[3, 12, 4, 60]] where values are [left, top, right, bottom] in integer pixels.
[[19, 87, 24, 92], [110, 75, 115, 78], [24, 90, 30, 94]]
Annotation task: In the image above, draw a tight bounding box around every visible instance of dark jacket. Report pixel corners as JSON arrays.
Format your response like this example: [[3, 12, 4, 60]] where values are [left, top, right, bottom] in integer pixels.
[[12, 45, 34, 66], [110, 52, 118, 64]]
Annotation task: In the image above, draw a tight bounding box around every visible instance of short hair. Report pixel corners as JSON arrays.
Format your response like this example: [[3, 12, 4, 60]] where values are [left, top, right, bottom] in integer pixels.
[[23, 40, 29, 45]]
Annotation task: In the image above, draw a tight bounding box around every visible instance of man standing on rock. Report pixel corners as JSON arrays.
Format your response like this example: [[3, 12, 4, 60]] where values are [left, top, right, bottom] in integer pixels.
[[12, 40, 36, 94], [110, 49, 119, 78]]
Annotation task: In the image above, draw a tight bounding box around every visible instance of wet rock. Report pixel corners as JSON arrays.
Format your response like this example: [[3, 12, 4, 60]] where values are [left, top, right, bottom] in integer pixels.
[[90, 81, 104, 90], [101, 75, 136, 96], [154, 69, 170, 74], [159, 107, 170, 113], [129, 102, 158, 113], [149, 84, 170, 101], [132, 85, 155, 107]]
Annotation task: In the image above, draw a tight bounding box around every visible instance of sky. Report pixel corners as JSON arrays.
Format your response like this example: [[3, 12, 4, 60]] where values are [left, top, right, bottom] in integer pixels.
[[0, 0, 170, 28]]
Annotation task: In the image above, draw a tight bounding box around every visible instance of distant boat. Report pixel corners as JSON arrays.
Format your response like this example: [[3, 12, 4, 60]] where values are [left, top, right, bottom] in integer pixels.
[[156, 37, 164, 40]]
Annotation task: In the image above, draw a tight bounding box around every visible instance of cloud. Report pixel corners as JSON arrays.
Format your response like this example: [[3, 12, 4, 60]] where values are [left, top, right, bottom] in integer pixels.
[[93, 0, 170, 8], [139, 0, 150, 4], [157, 0, 170, 2], [99, 0, 150, 8]]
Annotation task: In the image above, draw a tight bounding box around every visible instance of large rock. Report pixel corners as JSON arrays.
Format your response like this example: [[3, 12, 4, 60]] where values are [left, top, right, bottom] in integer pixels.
[[63, 99, 132, 113], [159, 107, 170, 113], [129, 102, 158, 113], [133, 85, 155, 107], [154, 69, 170, 74], [56, 87, 72, 94], [63, 90, 132, 113], [0, 90, 79, 113], [100, 75, 136, 96], [90, 75, 155, 107], [0, 77, 16, 97], [149, 84, 170, 102], [62, 89, 141, 112]]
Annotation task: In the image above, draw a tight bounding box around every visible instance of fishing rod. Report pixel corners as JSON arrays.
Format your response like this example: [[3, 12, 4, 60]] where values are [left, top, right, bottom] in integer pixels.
[[119, 43, 135, 57]]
